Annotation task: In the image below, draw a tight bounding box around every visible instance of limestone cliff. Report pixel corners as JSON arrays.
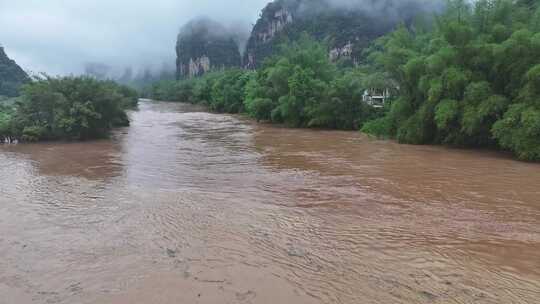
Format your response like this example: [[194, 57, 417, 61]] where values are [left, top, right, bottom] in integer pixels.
[[244, 0, 299, 69], [244, 0, 439, 68], [176, 18, 241, 79]]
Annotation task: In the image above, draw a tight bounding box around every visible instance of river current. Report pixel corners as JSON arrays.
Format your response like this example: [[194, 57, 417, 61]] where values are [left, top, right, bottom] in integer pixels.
[[1, 101, 539, 303]]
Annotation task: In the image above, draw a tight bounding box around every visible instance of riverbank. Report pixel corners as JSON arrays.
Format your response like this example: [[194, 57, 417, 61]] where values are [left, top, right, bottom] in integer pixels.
[[150, 98, 522, 163]]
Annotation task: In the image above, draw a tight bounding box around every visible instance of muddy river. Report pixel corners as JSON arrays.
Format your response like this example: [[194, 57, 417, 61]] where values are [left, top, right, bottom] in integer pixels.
[[1, 101, 539, 303]]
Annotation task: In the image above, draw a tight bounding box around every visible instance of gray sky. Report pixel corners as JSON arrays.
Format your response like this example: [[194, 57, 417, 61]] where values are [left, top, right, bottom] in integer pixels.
[[0, 0, 268, 76]]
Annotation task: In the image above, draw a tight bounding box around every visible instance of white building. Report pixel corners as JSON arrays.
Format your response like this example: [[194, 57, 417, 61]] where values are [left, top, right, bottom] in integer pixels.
[[362, 88, 391, 108]]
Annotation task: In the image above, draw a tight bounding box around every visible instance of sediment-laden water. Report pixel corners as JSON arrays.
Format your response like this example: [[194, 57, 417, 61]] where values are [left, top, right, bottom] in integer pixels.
[[1, 101, 539, 304]]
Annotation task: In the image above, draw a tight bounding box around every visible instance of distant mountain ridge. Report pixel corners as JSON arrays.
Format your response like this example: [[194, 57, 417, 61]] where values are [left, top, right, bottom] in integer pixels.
[[0, 46, 30, 97], [175, 0, 442, 78]]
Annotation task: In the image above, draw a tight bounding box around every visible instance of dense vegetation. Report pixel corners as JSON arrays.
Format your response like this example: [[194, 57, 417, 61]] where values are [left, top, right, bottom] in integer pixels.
[[152, 0, 540, 161], [0, 47, 30, 97], [153, 35, 382, 130], [0, 76, 138, 142], [361, 0, 540, 160]]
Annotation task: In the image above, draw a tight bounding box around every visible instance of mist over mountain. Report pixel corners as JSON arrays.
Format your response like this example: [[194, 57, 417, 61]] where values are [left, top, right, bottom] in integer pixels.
[[1, 0, 444, 81], [176, 17, 242, 78], [0, 0, 268, 76], [172, 0, 445, 78], [244, 0, 445, 68], [320, 0, 444, 18]]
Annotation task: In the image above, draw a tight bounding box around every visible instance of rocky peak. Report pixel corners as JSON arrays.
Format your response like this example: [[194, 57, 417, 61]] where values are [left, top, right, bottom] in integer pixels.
[[244, 0, 438, 69], [176, 18, 242, 79]]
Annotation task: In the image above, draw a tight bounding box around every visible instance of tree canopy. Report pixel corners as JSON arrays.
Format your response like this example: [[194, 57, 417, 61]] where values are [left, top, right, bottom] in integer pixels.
[[0, 76, 138, 142], [362, 0, 540, 160]]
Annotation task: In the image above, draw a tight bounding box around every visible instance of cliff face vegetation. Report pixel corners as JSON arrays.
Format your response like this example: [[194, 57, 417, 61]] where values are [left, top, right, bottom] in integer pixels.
[[176, 18, 242, 79], [0, 47, 30, 97], [244, 0, 442, 68]]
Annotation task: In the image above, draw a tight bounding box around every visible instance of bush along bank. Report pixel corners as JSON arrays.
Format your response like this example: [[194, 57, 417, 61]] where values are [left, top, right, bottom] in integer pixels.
[[0, 76, 138, 142]]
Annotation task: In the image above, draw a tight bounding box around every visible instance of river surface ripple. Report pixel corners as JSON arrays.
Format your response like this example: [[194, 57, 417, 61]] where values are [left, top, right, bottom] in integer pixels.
[[1, 101, 539, 304]]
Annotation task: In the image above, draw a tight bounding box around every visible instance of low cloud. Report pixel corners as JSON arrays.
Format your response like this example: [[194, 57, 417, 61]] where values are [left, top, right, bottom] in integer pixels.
[[0, 0, 268, 75], [299, 0, 445, 21]]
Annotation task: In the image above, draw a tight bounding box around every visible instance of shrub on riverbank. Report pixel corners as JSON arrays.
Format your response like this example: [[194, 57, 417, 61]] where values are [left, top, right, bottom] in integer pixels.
[[1, 76, 138, 142]]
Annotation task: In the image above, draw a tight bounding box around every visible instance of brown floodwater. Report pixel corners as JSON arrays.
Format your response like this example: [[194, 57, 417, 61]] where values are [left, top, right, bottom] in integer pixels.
[[1, 101, 539, 304]]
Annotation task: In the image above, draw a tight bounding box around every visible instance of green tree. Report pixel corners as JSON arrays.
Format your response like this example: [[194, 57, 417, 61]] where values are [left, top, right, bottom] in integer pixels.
[[362, 0, 540, 160], [9, 76, 137, 141]]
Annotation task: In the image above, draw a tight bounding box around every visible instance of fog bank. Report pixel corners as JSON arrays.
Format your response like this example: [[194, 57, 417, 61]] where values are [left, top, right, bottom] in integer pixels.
[[0, 0, 268, 75]]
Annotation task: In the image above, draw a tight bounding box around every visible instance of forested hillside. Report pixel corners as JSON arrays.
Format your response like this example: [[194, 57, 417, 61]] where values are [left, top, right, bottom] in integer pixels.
[[244, 0, 443, 68], [0, 46, 30, 97]]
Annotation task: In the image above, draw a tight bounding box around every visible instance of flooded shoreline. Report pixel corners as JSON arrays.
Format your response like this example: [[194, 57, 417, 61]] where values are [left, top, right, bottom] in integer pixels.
[[1, 101, 539, 303]]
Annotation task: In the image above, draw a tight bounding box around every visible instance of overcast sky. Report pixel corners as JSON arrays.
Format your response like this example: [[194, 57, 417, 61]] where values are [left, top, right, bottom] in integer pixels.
[[0, 0, 268, 76]]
